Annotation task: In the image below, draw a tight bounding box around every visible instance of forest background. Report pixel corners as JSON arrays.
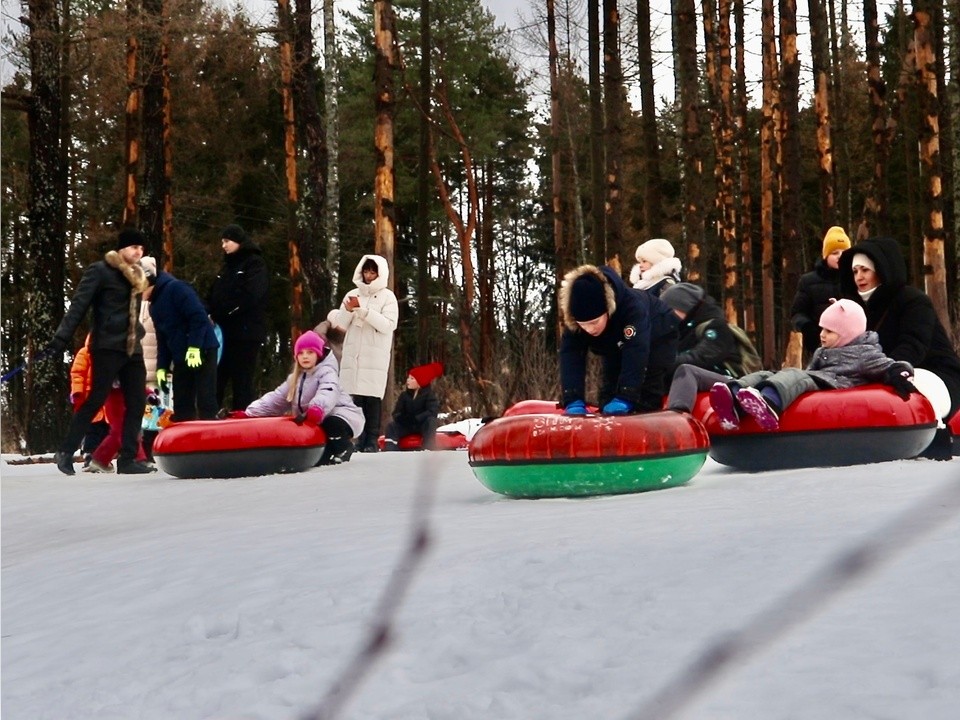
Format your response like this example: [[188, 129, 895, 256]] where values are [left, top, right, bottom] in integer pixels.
[[1, 0, 958, 453]]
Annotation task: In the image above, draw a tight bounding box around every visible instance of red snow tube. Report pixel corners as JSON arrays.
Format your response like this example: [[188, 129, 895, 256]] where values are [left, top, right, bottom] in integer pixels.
[[949, 411, 960, 456], [469, 404, 709, 498], [693, 384, 938, 471], [153, 416, 326, 478], [376, 432, 468, 451]]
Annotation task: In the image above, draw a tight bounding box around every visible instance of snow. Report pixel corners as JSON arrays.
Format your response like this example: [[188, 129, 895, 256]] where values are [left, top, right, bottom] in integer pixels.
[[2, 450, 959, 720]]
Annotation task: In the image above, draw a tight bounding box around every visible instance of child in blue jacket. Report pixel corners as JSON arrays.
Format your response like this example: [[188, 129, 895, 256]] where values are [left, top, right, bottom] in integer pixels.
[[142, 260, 219, 421]]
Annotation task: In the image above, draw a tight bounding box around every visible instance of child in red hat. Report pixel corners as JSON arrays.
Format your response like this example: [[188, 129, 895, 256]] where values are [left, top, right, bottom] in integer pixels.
[[383, 362, 443, 450]]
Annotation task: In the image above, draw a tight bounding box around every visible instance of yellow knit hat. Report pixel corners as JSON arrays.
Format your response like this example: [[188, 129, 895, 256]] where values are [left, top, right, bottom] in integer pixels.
[[821, 226, 851, 258]]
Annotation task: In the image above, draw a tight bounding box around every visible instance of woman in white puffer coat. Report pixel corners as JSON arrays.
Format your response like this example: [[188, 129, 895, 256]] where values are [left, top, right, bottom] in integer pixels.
[[332, 254, 399, 452]]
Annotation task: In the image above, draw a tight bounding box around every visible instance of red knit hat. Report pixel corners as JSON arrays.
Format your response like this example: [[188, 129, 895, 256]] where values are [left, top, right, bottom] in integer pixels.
[[409, 362, 444, 387]]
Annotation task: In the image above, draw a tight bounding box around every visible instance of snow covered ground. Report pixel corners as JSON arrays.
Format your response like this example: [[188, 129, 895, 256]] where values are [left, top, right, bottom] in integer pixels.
[[2, 450, 959, 720]]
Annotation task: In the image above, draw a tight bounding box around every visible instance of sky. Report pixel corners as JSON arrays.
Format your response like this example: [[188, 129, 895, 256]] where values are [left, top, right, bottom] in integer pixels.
[[3, 445, 959, 719]]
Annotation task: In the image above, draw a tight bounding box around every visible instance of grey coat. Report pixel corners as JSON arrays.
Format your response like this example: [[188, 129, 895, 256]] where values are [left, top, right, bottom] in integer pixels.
[[740, 331, 911, 409]]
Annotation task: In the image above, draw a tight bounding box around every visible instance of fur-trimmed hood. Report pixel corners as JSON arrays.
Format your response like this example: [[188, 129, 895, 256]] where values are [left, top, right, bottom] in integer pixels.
[[559, 265, 617, 331]]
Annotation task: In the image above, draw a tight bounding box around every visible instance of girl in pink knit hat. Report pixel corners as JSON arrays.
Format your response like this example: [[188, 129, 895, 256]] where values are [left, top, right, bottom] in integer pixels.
[[240, 331, 364, 465], [708, 299, 917, 431]]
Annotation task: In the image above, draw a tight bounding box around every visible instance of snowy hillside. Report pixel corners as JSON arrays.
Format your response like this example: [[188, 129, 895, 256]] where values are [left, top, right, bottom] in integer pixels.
[[2, 451, 958, 720]]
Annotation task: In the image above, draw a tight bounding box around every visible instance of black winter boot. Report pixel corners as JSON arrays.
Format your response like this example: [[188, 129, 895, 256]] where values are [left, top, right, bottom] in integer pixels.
[[54, 451, 75, 476]]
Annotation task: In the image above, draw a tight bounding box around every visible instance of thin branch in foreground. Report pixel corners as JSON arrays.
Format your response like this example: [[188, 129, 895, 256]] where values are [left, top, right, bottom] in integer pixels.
[[299, 455, 440, 720], [626, 474, 960, 720]]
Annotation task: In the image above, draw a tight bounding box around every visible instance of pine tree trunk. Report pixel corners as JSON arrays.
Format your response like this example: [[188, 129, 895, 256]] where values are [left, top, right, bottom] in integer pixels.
[[140, 0, 165, 258], [479, 163, 495, 381], [827, 0, 851, 227], [861, 0, 889, 238], [809, 0, 836, 230], [548, 0, 566, 286], [161, 38, 173, 268], [373, 0, 397, 271], [417, 0, 433, 357], [674, 0, 705, 282], [950, 0, 960, 298], [25, 0, 68, 453], [637, 0, 662, 237], [277, 0, 303, 338], [717, 0, 737, 323], [911, 6, 950, 327], [588, 0, 605, 263], [760, 0, 780, 366], [603, 0, 624, 263], [323, 0, 341, 307], [123, 0, 139, 227], [293, 0, 329, 317], [735, 0, 756, 333], [779, 0, 803, 363]]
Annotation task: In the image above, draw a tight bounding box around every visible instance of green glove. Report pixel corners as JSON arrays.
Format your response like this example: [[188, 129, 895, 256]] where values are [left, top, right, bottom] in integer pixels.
[[156, 368, 169, 393], [185, 347, 202, 368]]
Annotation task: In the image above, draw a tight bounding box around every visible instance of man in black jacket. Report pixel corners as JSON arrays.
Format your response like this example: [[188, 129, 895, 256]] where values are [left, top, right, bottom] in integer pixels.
[[47, 229, 155, 475], [207, 224, 269, 411]]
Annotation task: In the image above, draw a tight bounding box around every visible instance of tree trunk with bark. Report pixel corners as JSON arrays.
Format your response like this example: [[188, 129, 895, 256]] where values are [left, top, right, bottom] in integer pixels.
[[293, 0, 330, 317], [637, 0, 662, 238], [588, 0, 605, 263], [417, 0, 433, 357], [25, 0, 68, 452], [373, 0, 397, 273], [809, 0, 836, 230], [735, 0, 756, 332], [861, 0, 889, 238], [911, 6, 950, 327], [277, 0, 303, 339], [323, 0, 341, 308], [760, 0, 780, 366], [122, 1, 140, 227], [674, 0, 706, 282], [548, 0, 566, 289], [140, 0, 166, 259], [603, 0, 624, 263], [779, 0, 803, 362]]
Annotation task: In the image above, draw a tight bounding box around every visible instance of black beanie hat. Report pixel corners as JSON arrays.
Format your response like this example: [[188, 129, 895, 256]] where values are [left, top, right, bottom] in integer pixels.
[[116, 228, 146, 251], [660, 282, 705, 314], [569, 274, 609, 321], [220, 224, 249, 245]]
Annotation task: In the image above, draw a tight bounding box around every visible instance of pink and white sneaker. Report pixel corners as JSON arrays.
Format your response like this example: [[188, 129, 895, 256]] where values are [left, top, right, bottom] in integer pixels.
[[709, 382, 740, 430], [735, 387, 780, 431]]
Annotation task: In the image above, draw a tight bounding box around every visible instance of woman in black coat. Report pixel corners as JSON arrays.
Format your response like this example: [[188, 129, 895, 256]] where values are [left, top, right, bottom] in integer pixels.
[[839, 236, 960, 420], [207, 224, 269, 411]]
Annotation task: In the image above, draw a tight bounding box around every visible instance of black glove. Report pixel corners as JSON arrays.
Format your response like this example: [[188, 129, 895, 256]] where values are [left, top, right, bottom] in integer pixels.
[[884, 364, 916, 401]]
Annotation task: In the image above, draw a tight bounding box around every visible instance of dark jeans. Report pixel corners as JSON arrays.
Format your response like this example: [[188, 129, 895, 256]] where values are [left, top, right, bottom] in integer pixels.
[[61, 350, 146, 463], [353, 395, 382, 450], [217, 336, 262, 411], [172, 347, 218, 421]]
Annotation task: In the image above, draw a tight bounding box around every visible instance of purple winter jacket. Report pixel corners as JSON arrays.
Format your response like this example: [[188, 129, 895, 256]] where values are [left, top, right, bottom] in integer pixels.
[[245, 352, 364, 437]]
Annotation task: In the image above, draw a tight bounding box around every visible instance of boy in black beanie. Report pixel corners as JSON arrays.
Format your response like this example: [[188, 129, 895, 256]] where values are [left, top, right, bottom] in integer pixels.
[[558, 265, 679, 415]]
